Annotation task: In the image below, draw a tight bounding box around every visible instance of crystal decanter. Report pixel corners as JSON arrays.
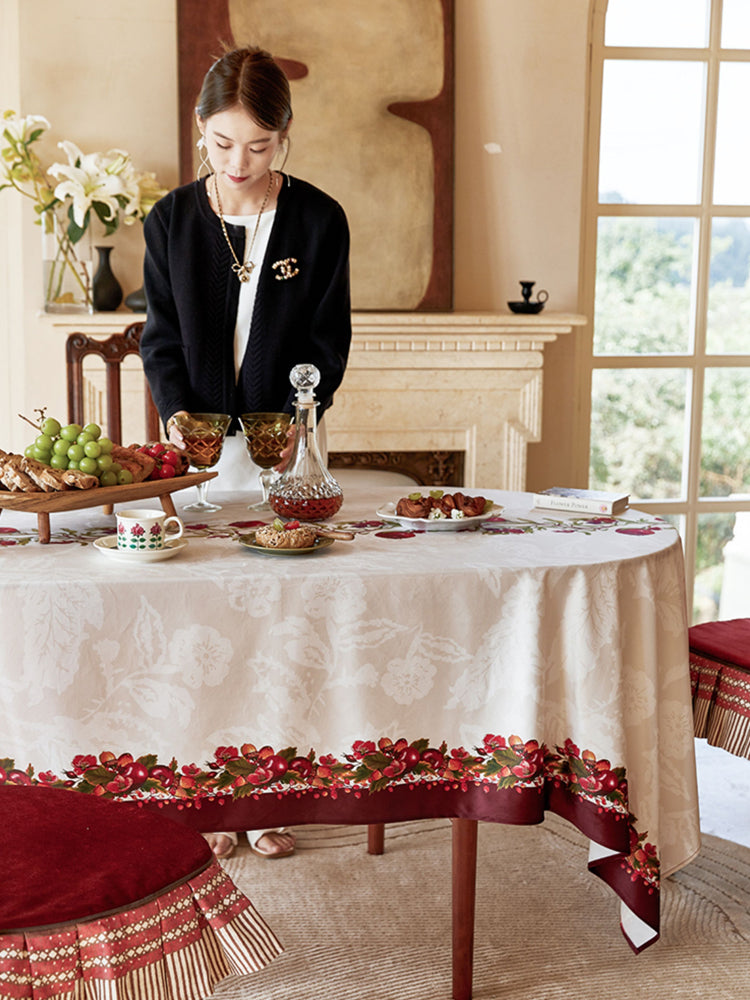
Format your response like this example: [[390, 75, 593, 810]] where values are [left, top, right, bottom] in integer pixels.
[[268, 363, 343, 521]]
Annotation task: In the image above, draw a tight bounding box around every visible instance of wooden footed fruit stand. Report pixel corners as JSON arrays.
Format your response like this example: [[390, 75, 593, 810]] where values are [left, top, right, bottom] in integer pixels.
[[0, 472, 217, 543]]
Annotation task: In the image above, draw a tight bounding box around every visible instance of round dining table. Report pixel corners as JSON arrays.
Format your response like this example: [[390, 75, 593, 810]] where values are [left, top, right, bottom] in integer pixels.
[[0, 485, 700, 999]]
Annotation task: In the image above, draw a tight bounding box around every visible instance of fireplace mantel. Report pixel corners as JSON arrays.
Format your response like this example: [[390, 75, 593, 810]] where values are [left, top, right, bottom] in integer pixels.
[[327, 311, 585, 490], [45, 310, 584, 490]]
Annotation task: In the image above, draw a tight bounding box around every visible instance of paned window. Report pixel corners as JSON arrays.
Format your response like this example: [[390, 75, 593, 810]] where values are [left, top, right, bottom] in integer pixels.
[[584, 0, 750, 622]]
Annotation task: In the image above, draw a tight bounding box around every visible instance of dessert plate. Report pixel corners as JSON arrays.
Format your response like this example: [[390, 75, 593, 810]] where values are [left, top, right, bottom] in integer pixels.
[[239, 532, 335, 555], [376, 498, 500, 531], [93, 535, 188, 561]]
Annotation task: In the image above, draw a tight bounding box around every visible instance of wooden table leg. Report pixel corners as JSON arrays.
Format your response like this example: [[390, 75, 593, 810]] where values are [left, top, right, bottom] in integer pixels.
[[36, 512, 51, 544], [367, 822, 385, 855], [451, 818, 478, 1000], [160, 494, 177, 518]]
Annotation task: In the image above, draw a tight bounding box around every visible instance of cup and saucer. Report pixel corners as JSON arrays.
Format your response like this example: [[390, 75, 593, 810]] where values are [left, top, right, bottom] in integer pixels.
[[94, 509, 188, 562]]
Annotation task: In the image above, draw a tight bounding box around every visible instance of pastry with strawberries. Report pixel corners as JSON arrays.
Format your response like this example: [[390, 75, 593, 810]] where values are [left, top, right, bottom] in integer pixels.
[[255, 519, 317, 549]]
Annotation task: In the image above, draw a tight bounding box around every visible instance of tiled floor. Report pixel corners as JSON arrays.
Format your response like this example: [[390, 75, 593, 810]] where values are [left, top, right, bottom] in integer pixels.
[[694, 738, 750, 848]]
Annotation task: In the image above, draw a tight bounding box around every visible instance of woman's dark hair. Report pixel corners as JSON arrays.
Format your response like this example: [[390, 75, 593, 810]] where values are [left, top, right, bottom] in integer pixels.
[[196, 45, 292, 131]]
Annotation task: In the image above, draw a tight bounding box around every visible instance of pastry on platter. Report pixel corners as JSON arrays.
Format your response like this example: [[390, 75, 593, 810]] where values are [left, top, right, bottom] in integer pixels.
[[111, 444, 155, 483], [395, 490, 488, 520], [255, 519, 317, 549]]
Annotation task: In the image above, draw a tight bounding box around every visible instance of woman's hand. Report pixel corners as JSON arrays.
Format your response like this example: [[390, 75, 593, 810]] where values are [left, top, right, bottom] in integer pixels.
[[166, 411, 190, 450], [274, 424, 297, 472]]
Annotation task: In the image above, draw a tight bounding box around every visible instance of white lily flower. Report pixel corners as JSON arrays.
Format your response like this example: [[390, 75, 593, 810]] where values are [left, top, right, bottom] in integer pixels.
[[102, 149, 129, 173], [1, 111, 50, 144], [1, 112, 52, 193], [134, 171, 167, 218], [3, 106, 168, 310], [104, 153, 143, 220], [49, 141, 128, 228], [2, 108, 167, 241]]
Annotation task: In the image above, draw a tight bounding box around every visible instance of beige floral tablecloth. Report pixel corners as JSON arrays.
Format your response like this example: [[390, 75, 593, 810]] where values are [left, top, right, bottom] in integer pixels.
[[0, 487, 699, 952]]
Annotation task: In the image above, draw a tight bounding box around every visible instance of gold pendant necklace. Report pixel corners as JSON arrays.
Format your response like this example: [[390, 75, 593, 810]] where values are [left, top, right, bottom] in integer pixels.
[[213, 171, 274, 282]]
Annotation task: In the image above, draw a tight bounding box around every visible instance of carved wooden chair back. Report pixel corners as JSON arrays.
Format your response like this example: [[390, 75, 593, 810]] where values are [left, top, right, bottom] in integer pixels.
[[66, 322, 161, 444]]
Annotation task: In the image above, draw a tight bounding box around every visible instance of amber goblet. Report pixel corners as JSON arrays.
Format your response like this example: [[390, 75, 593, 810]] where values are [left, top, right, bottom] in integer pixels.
[[240, 412, 293, 509], [172, 412, 231, 512]]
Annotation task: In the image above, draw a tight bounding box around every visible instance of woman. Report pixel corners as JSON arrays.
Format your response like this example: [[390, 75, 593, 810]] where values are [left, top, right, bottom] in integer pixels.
[[140, 45, 352, 860]]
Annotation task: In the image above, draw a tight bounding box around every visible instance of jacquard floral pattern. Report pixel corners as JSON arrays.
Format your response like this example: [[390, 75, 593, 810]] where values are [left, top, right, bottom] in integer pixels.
[[381, 656, 437, 704]]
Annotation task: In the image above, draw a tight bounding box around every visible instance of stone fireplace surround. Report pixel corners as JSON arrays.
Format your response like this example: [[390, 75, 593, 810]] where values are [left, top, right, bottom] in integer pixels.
[[327, 311, 583, 489], [48, 311, 584, 490]]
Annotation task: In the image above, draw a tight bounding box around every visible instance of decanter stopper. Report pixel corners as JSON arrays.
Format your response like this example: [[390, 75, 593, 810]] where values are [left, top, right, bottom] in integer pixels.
[[289, 363, 320, 400], [268, 363, 344, 521]]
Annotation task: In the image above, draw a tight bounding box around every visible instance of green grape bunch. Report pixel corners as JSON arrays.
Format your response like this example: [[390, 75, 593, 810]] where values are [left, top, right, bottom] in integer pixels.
[[20, 408, 133, 487]]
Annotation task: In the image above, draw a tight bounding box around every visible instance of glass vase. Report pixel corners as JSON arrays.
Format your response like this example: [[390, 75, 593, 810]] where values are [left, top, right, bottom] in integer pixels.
[[42, 205, 93, 313]]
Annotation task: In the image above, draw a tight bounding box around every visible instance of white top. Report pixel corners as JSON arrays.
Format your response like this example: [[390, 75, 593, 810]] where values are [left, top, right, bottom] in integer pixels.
[[218, 207, 327, 493], [223, 209, 277, 380]]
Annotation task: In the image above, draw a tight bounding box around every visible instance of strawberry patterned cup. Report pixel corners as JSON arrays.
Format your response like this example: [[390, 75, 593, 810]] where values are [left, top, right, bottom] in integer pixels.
[[115, 509, 184, 552]]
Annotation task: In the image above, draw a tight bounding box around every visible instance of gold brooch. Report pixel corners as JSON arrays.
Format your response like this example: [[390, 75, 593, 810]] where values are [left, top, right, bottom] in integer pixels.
[[272, 257, 300, 281]]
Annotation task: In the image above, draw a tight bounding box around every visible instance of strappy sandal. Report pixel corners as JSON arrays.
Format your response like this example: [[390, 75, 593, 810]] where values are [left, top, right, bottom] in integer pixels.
[[246, 828, 295, 859]]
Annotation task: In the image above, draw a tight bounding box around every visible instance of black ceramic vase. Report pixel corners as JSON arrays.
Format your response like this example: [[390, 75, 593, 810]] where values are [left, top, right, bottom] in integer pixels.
[[92, 246, 123, 311], [125, 285, 147, 312]]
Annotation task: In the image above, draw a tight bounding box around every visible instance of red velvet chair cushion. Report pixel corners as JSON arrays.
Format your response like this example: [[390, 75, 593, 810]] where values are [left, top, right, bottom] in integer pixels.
[[688, 617, 750, 671], [0, 786, 212, 932]]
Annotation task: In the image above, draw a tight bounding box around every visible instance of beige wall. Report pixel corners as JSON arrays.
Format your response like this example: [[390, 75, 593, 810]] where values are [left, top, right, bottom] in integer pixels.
[[0, 0, 180, 454], [0, 0, 591, 488], [454, 0, 590, 489]]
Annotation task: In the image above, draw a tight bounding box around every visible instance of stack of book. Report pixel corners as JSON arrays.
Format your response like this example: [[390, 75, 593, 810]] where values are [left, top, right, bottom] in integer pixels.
[[532, 487, 630, 516]]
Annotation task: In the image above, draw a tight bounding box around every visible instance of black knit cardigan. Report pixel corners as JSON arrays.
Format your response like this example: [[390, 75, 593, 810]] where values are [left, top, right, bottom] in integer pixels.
[[140, 175, 352, 431]]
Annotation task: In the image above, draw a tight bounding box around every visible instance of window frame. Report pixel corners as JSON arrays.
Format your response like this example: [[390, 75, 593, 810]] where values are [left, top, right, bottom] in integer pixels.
[[580, 0, 750, 620]]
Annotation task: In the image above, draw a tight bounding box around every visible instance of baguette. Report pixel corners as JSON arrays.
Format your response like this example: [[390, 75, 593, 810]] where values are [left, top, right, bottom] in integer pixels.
[[20, 456, 69, 491], [0, 449, 99, 492], [0, 454, 39, 492], [0, 442, 156, 492], [60, 467, 100, 490]]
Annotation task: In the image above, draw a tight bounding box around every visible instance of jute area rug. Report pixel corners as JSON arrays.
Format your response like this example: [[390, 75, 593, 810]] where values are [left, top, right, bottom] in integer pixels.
[[215, 813, 750, 1000]]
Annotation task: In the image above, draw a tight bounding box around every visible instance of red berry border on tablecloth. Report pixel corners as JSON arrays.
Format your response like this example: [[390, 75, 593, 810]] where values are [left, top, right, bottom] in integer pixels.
[[1, 733, 660, 948]]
